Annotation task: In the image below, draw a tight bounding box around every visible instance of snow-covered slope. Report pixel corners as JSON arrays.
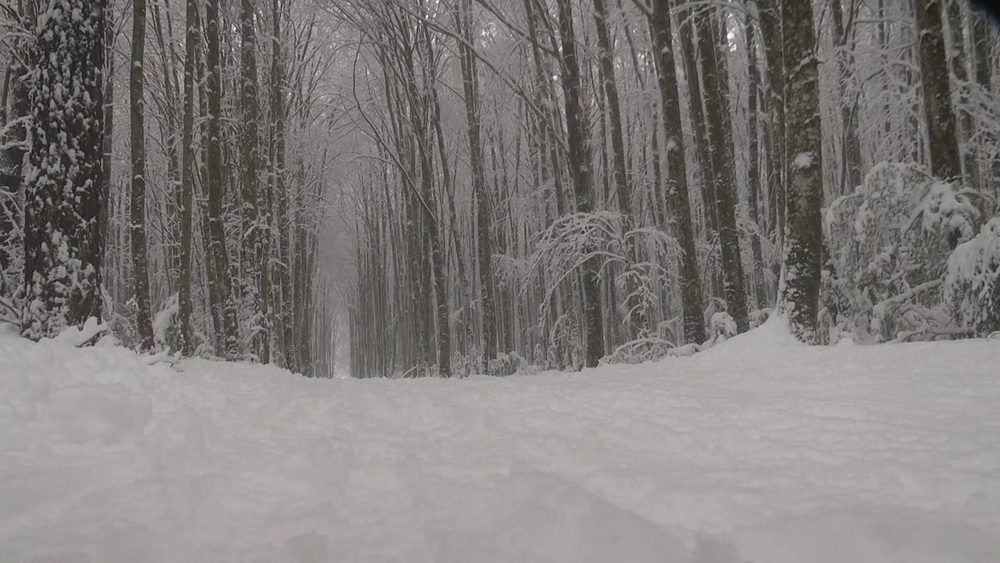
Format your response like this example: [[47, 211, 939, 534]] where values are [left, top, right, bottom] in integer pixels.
[[2, 319, 999, 562]]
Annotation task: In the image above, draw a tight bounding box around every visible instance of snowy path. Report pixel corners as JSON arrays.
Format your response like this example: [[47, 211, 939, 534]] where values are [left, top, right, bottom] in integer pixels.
[[2, 320, 1000, 562]]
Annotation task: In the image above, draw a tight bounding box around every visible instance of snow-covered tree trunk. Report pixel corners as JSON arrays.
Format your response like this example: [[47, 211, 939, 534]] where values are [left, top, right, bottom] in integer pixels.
[[745, 12, 768, 309], [696, 8, 749, 334], [758, 0, 785, 251], [592, 0, 646, 337], [457, 0, 497, 364], [830, 0, 862, 195], [556, 0, 605, 367], [99, 1, 112, 272], [779, 0, 824, 343], [651, 0, 706, 345], [239, 0, 265, 362], [22, 0, 106, 339], [130, 0, 155, 350], [177, 0, 198, 355], [205, 0, 240, 358], [945, 0, 976, 189], [915, 0, 961, 181]]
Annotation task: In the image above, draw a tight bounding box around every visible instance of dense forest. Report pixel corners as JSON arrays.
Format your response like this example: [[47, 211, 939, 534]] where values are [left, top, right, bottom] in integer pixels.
[[1, 0, 998, 378]]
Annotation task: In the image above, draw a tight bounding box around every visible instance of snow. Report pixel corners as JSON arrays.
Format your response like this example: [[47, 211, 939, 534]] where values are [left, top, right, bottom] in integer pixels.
[[2, 318, 1000, 562], [792, 151, 814, 169]]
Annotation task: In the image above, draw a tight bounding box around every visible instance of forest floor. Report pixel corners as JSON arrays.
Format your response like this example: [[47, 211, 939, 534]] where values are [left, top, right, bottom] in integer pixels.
[[2, 318, 1000, 562]]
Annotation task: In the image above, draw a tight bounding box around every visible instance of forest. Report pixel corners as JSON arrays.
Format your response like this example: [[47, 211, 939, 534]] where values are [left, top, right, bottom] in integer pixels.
[[1, 0, 998, 378]]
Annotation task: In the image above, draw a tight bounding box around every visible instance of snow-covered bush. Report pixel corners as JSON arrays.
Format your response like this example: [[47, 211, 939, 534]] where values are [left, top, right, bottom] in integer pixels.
[[821, 163, 979, 343], [487, 351, 536, 377], [945, 218, 1000, 337], [601, 337, 677, 365], [152, 293, 180, 352]]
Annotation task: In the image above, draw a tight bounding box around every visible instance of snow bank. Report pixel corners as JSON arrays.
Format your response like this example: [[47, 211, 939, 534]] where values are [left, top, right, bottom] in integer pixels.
[[2, 320, 999, 562]]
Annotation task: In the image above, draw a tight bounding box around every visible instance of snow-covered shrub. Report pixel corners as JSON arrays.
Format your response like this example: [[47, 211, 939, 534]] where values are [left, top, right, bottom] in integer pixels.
[[529, 211, 679, 356], [702, 312, 738, 348], [601, 337, 676, 365], [487, 351, 532, 377], [152, 293, 180, 352], [945, 218, 1000, 337], [821, 163, 979, 342]]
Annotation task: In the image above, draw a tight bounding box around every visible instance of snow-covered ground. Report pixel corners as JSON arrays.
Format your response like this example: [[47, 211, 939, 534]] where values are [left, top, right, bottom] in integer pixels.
[[2, 319, 999, 562]]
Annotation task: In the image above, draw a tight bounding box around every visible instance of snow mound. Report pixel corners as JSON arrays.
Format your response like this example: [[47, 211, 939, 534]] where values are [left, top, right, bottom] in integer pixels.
[[2, 325, 1000, 562]]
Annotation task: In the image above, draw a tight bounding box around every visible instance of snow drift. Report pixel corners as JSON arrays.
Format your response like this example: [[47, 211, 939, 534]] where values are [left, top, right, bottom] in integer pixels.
[[2, 319, 999, 562]]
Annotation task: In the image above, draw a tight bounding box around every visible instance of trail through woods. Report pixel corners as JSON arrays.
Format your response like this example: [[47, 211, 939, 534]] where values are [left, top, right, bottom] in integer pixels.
[[2, 320, 999, 562]]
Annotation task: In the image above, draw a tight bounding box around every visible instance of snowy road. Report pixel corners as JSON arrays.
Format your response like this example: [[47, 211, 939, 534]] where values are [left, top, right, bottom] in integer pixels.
[[2, 319, 1000, 562]]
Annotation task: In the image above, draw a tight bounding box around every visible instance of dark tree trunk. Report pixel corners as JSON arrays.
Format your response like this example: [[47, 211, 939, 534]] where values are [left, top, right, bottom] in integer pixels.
[[100, 1, 113, 274], [556, 0, 605, 367], [23, 0, 105, 339], [130, 0, 155, 350], [239, 0, 266, 361], [759, 0, 785, 251], [205, 0, 240, 358], [780, 0, 825, 343], [915, 0, 961, 181], [830, 0, 862, 194], [178, 0, 197, 355], [650, 0, 706, 345], [945, 0, 976, 188], [457, 0, 497, 364], [593, 0, 647, 337], [745, 13, 767, 309], [678, 6, 718, 242], [696, 8, 749, 332]]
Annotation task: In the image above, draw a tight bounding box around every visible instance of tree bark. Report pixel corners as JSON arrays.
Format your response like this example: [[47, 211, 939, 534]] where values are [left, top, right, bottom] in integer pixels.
[[830, 0, 862, 194], [239, 0, 265, 361], [745, 12, 767, 309], [593, 0, 647, 337], [205, 0, 240, 358], [696, 7, 749, 332], [457, 0, 497, 364], [915, 0, 961, 181], [178, 0, 197, 355], [22, 0, 105, 339], [650, 0, 706, 345], [758, 0, 785, 251], [556, 0, 605, 367], [945, 0, 976, 189], [130, 0, 155, 350], [780, 0, 825, 343]]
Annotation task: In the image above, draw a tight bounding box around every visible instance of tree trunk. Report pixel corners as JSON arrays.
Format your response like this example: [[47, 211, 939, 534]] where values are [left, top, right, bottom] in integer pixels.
[[556, 0, 605, 367], [457, 0, 497, 364], [100, 1, 113, 278], [945, 0, 976, 189], [130, 0, 155, 350], [593, 0, 647, 337], [745, 12, 767, 309], [915, 0, 961, 181], [239, 0, 264, 361], [696, 8, 749, 333], [22, 0, 105, 339], [178, 0, 197, 355], [650, 0, 706, 345], [758, 0, 785, 252], [678, 6, 718, 242], [780, 0, 825, 343], [830, 0, 862, 194], [205, 0, 240, 358], [195, 22, 224, 355]]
